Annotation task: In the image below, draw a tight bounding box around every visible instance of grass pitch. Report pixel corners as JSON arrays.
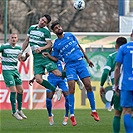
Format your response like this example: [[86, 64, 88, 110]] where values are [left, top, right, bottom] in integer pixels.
[[0, 109, 125, 133]]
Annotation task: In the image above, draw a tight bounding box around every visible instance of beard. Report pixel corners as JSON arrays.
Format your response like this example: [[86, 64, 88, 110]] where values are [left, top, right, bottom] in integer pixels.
[[56, 30, 63, 36]]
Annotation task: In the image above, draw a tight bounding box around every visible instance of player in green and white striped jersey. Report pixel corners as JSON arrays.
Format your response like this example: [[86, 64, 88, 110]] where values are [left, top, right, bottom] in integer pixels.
[[100, 37, 127, 133], [0, 33, 29, 120], [19, 14, 64, 93]]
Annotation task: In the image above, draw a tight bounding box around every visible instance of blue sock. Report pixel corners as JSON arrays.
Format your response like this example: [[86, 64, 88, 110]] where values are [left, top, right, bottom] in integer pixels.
[[64, 95, 69, 117], [87, 91, 96, 111], [124, 114, 133, 133], [68, 94, 74, 115], [46, 98, 52, 116]]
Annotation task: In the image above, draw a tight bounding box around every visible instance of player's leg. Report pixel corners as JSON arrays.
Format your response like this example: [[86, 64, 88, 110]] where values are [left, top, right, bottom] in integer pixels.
[[66, 64, 77, 126], [59, 79, 69, 125], [112, 93, 122, 133], [77, 60, 100, 121], [2, 70, 23, 120], [35, 74, 56, 91], [67, 80, 77, 126], [121, 90, 133, 132], [76, 76, 84, 90], [16, 85, 27, 119], [34, 64, 56, 91], [15, 70, 27, 119], [46, 89, 54, 125]]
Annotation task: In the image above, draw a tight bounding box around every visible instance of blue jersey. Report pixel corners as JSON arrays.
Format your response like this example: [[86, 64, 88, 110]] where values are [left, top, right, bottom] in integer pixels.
[[53, 32, 83, 64], [115, 42, 133, 90]]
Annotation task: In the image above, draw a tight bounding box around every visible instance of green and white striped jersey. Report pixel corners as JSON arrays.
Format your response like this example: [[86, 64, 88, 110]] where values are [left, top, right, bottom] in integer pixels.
[[0, 43, 21, 71], [27, 24, 51, 53], [103, 51, 117, 85], [27, 24, 51, 64]]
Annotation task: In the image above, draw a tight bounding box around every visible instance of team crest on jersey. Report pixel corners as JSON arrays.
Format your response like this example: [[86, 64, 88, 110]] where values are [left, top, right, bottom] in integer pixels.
[[89, 55, 106, 79]]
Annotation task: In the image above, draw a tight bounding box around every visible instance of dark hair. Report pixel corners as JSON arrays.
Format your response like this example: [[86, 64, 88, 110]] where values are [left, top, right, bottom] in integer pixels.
[[116, 37, 127, 47], [43, 14, 51, 24], [51, 21, 59, 30]]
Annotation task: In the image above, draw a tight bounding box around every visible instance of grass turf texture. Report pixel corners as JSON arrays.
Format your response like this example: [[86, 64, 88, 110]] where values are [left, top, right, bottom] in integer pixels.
[[0, 109, 125, 133]]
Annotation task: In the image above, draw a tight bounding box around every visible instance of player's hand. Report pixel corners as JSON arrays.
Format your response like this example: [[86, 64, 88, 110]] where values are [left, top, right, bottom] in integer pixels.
[[35, 48, 42, 53], [25, 52, 30, 58], [100, 86, 105, 97], [18, 53, 23, 61], [114, 85, 120, 96], [29, 79, 34, 86], [42, 52, 50, 57], [87, 60, 94, 68]]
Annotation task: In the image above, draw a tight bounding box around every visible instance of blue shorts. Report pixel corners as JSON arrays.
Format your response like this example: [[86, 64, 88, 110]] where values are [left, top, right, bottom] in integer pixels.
[[66, 59, 90, 81], [120, 90, 133, 108], [46, 77, 68, 92]]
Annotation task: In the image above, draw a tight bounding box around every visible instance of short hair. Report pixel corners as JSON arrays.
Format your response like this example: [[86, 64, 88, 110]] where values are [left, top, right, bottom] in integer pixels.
[[43, 14, 51, 24], [51, 21, 59, 30], [116, 37, 127, 47]]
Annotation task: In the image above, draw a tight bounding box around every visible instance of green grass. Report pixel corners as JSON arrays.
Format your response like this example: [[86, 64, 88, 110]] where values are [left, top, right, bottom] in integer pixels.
[[0, 109, 125, 133]]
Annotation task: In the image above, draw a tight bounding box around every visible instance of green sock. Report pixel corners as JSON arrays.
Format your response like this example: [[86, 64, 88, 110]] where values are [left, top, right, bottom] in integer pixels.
[[10, 92, 16, 114], [62, 71, 66, 78], [17, 93, 22, 111], [41, 80, 56, 91], [113, 116, 120, 133]]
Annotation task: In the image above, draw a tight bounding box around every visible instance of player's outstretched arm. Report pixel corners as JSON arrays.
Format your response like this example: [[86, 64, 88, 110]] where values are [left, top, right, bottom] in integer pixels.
[[78, 44, 94, 67], [42, 52, 58, 62]]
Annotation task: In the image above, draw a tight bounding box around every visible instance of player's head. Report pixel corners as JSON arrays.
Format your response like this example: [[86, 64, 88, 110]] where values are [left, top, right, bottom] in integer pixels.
[[38, 14, 51, 28], [9, 33, 18, 46], [115, 37, 127, 49], [51, 21, 63, 36]]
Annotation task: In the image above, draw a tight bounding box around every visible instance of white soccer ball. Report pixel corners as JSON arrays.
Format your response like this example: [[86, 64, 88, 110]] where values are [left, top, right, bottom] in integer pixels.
[[73, 0, 85, 10]]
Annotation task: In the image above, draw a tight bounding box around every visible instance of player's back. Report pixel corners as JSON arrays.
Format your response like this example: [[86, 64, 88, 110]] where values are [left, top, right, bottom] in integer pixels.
[[116, 42, 133, 90]]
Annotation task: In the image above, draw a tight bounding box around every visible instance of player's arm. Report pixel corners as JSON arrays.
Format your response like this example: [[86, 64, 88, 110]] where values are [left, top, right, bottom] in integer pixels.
[[18, 36, 30, 60], [35, 40, 52, 53], [22, 36, 30, 51], [114, 62, 121, 95], [42, 52, 58, 62], [20, 52, 30, 62], [100, 69, 110, 97], [78, 44, 94, 67]]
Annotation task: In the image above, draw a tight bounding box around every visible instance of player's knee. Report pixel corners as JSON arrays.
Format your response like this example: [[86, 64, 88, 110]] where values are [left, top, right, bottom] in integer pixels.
[[36, 78, 42, 84], [18, 89, 23, 94], [84, 84, 92, 92]]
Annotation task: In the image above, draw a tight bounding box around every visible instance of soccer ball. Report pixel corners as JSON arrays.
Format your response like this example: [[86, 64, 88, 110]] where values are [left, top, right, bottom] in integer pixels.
[[73, 0, 85, 10]]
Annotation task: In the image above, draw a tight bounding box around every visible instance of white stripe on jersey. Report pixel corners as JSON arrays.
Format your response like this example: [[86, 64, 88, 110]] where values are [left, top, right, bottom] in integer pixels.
[[29, 38, 46, 44], [2, 57, 18, 62], [30, 30, 44, 37], [110, 71, 114, 79], [2, 65, 17, 70], [104, 66, 111, 70], [4, 49, 21, 54]]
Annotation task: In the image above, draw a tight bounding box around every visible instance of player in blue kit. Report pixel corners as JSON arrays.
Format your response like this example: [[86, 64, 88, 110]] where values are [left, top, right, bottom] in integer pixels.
[[45, 57, 69, 126], [50, 21, 100, 126], [114, 31, 133, 133]]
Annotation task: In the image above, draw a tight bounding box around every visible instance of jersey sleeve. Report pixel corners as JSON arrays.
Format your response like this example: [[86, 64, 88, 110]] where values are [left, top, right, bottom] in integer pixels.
[[0, 44, 4, 52], [72, 33, 79, 44], [100, 55, 112, 86], [44, 28, 51, 41]]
